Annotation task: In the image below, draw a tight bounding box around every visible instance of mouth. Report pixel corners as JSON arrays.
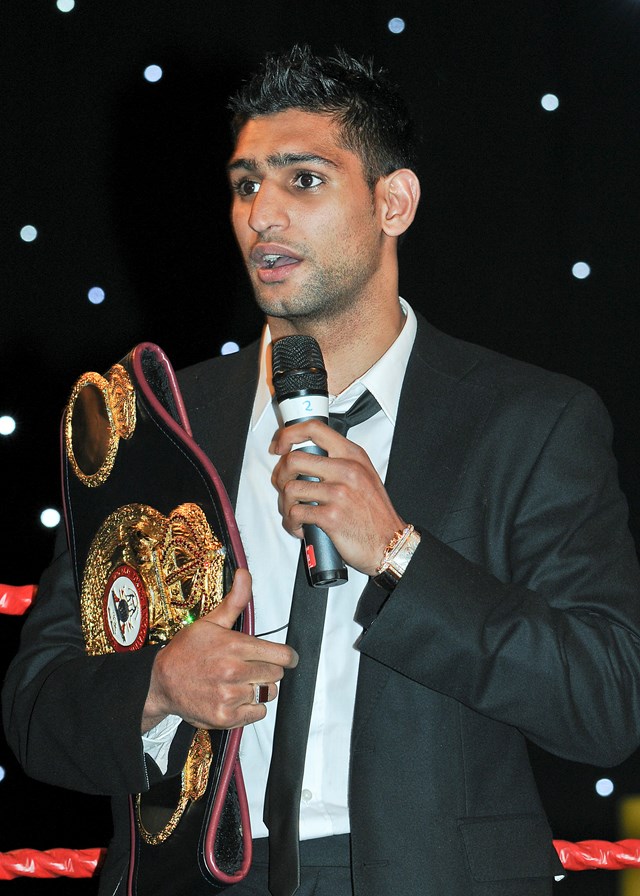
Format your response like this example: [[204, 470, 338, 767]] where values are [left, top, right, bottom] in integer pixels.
[[261, 253, 295, 269], [251, 244, 303, 281]]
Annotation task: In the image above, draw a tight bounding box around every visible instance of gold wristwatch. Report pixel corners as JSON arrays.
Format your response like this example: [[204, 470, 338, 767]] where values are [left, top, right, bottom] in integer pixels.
[[372, 523, 421, 591]]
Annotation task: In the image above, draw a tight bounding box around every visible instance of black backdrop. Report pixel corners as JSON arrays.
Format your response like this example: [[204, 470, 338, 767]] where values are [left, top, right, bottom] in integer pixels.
[[1, 2, 640, 893]]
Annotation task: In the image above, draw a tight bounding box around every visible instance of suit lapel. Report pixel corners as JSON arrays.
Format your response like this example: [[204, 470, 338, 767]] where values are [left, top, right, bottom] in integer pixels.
[[181, 341, 260, 509], [352, 315, 496, 741], [384, 316, 495, 534]]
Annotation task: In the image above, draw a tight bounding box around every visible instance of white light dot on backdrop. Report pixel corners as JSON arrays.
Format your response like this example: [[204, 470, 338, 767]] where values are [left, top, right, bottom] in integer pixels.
[[572, 261, 591, 280], [88, 286, 105, 304], [541, 93, 559, 111], [0, 766, 5, 784], [56, 0, 75, 10], [0, 416, 16, 436], [41, 508, 61, 529], [595, 778, 614, 797], [388, 17, 406, 34], [220, 341, 240, 355], [20, 225, 38, 242], [144, 65, 163, 83]]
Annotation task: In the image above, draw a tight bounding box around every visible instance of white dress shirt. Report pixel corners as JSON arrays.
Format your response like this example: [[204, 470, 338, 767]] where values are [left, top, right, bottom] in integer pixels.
[[143, 298, 417, 842]]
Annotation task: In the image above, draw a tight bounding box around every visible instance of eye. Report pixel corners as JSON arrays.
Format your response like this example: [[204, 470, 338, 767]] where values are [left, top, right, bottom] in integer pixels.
[[294, 172, 323, 190], [233, 178, 261, 197]]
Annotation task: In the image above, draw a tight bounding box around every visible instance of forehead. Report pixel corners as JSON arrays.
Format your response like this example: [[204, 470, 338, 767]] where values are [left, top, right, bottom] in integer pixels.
[[229, 109, 354, 170]]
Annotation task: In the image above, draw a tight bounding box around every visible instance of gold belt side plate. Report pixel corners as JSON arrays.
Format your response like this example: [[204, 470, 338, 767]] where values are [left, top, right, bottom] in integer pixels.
[[64, 364, 136, 488], [136, 727, 214, 845]]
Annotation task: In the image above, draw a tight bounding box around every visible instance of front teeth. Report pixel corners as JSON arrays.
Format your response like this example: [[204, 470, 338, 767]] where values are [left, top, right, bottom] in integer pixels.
[[263, 254, 281, 269]]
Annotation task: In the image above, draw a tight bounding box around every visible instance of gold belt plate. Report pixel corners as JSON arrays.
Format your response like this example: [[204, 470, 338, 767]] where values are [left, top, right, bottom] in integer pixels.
[[80, 501, 226, 655]]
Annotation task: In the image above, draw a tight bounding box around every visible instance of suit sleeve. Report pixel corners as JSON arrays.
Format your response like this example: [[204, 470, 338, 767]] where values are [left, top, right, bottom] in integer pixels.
[[2, 526, 163, 795], [356, 385, 640, 767]]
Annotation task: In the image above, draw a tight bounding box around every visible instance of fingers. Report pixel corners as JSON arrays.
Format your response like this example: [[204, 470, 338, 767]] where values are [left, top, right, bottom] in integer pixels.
[[271, 419, 351, 458], [144, 634, 291, 732], [271, 433, 371, 524], [201, 569, 298, 668], [250, 683, 273, 705], [270, 423, 404, 575], [207, 567, 253, 629], [141, 567, 298, 732]]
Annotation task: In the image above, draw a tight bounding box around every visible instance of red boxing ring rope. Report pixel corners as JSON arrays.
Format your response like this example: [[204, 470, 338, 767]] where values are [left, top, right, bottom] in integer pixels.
[[0, 848, 106, 880], [0, 583, 37, 615], [2, 841, 640, 880], [554, 839, 640, 872], [2, 584, 640, 879]]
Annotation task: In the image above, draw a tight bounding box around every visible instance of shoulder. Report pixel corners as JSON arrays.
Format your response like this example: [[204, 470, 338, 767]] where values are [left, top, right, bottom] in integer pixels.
[[176, 340, 261, 411], [409, 312, 614, 453], [413, 311, 605, 413]]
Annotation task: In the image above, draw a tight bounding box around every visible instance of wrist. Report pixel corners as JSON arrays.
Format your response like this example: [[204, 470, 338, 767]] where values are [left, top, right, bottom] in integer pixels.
[[142, 647, 171, 733], [372, 523, 421, 592]]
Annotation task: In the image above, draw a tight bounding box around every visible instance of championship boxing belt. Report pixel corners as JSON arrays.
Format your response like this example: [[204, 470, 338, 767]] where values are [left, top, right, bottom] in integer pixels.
[[61, 342, 253, 895]]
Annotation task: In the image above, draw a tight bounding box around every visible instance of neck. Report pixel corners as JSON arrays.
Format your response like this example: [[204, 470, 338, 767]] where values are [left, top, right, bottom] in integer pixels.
[[268, 295, 404, 395]]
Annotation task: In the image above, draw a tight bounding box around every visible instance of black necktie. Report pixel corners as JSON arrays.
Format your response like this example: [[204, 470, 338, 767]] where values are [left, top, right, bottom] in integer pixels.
[[265, 389, 382, 896], [326, 388, 383, 437]]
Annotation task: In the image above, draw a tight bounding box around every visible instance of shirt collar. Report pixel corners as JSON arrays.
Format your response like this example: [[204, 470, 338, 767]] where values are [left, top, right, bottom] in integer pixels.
[[250, 297, 417, 430]]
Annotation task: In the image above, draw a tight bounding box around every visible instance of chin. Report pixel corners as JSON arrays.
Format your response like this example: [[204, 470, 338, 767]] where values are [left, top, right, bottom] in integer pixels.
[[253, 288, 300, 318]]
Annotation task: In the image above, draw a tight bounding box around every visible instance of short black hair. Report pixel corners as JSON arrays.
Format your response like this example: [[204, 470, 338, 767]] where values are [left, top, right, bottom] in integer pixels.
[[228, 45, 417, 189]]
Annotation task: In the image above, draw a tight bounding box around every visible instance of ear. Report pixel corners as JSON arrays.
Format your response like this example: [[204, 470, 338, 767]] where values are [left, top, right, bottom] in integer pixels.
[[378, 169, 421, 237]]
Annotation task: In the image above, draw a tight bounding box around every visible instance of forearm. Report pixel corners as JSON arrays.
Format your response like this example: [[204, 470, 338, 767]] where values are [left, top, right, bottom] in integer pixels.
[[2, 542, 159, 795], [358, 527, 640, 765]]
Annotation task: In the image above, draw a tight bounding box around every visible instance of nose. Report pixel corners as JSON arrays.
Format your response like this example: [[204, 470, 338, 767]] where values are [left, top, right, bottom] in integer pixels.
[[247, 181, 290, 234]]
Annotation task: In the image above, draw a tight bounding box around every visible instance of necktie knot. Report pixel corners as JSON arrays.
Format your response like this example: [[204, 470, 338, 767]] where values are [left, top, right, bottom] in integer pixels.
[[328, 388, 382, 437]]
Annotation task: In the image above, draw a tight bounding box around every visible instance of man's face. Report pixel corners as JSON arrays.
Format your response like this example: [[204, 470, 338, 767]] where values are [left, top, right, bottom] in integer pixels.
[[228, 109, 385, 326]]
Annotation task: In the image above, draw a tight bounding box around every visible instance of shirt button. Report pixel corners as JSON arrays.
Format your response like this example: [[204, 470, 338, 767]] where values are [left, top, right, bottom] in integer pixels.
[[301, 789, 312, 802]]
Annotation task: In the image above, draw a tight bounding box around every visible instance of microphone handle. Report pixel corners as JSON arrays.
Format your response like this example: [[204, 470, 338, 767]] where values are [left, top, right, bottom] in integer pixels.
[[294, 443, 348, 588]]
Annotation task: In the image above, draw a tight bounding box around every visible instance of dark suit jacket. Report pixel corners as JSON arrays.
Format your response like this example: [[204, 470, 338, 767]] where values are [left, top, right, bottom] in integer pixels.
[[5, 312, 640, 895]]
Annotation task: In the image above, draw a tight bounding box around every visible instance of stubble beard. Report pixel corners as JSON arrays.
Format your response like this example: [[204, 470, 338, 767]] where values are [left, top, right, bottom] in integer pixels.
[[250, 251, 380, 328]]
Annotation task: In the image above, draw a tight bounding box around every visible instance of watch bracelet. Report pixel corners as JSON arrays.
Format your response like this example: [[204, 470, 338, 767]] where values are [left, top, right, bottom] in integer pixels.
[[372, 524, 420, 591]]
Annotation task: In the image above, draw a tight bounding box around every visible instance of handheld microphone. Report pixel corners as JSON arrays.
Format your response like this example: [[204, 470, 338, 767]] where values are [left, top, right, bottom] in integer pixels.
[[271, 334, 348, 588]]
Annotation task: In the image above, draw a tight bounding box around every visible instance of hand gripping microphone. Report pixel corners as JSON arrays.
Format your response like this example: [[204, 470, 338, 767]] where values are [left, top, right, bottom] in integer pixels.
[[271, 334, 348, 587]]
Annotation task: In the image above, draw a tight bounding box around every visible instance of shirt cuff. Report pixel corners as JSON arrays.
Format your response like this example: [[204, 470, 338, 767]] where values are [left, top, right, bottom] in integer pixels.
[[142, 713, 182, 774]]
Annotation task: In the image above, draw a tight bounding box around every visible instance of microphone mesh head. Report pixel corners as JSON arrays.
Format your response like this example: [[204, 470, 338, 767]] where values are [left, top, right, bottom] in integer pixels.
[[271, 335, 327, 399]]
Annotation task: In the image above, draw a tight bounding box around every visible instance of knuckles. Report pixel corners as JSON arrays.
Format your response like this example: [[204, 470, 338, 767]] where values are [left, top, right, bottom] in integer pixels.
[[322, 503, 343, 529], [282, 478, 303, 499], [331, 482, 351, 503]]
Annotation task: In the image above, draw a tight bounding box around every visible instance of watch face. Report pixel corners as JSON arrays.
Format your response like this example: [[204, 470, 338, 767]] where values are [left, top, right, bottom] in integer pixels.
[[102, 564, 149, 652]]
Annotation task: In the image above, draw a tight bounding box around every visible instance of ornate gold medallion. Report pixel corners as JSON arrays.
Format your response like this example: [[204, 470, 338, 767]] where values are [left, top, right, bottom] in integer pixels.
[[64, 363, 136, 488], [81, 502, 226, 655]]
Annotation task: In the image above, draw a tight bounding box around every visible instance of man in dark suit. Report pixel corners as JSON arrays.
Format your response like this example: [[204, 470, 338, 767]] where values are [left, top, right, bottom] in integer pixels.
[[5, 45, 640, 896]]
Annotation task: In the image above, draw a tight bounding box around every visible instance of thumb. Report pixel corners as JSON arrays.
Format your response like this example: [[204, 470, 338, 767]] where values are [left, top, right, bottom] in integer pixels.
[[207, 567, 253, 630]]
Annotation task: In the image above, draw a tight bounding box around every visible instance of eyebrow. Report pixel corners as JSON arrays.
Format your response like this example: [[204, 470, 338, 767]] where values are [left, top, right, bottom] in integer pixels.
[[227, 152, 340, 174]]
